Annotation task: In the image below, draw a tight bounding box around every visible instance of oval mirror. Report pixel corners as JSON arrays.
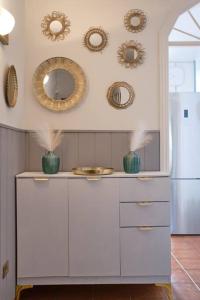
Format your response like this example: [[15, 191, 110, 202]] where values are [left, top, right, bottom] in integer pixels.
[[84, 27, 108, 52], [118, 40, 145, 69], [33, 57, 86, 111], [107, 82, 135, 109], [124, 9, 147, 33]]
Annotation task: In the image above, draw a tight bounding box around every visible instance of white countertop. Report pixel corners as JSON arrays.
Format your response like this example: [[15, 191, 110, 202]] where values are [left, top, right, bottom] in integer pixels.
[[16, 171, 170, 178]]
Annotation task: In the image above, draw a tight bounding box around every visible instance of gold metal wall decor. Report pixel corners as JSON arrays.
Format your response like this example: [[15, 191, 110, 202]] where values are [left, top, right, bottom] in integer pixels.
[[83, 27, 108, 52], [107, 81, 135, 109], [41, 11, 70, 41], [33, 57, 86, 112], [6, 65, 18, 107], [118, 40, 145, 68], [124, 9, 147, 33]]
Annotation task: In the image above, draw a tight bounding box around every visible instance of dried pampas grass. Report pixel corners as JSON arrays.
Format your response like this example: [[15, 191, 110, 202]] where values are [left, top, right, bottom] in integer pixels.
[[130, 123, 152, 152], [32, 124, 63, 152]]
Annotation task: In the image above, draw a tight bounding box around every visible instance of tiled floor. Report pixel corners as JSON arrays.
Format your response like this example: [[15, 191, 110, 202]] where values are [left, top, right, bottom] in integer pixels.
[[20, 236, 200, 300]]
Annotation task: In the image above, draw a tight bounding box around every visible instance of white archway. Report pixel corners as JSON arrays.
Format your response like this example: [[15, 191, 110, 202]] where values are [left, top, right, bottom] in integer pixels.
[[159, 0, 200, 172]]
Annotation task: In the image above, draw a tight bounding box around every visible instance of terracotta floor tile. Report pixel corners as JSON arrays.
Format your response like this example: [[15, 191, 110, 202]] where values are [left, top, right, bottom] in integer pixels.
[[171, 269, 192, 284], [178, 258, 200, 270], [171, 257, 181, 270], [172, 249, 200, 259], [172, 283, 200, 300], [186, 270, 200, 284]]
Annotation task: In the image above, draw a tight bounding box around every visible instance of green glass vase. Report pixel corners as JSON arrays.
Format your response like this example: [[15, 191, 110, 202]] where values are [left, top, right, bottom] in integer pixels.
[[42, 151, 60, 174], [123, 151, 140, 173]]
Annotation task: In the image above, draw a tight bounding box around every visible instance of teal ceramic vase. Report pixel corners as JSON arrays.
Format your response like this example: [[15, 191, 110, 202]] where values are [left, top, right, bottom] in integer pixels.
[[42, 151, 60, 174], [123, 151, 140, 173]]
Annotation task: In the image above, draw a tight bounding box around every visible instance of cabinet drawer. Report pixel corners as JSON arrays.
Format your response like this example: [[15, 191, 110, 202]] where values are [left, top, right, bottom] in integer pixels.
[[120, 202, 170, 227], [120, 227, 171, 276], [120, 177, 170, 202]]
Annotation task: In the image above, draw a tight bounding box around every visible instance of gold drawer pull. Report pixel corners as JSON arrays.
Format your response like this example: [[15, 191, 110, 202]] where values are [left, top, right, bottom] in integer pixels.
[[86, 176, 101, 181], [34, 178, 49, 181], [139, 227, 153, 231], [137, 177, 153, 181], [137, 202, 153, 206]]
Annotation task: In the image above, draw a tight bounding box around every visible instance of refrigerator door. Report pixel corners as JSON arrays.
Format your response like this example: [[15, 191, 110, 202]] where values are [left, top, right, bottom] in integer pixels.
[[171, 93, 200, 179], [172, 179, 200, 234]]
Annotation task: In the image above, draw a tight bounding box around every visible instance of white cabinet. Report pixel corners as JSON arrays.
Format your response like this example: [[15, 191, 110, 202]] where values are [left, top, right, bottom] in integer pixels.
[[68, 178, 120, 276], [17, 178, 68, 278], [16, 173, 171, 285]]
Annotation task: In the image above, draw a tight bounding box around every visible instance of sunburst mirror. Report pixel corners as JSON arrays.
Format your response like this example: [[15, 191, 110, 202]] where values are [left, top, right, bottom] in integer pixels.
[[107, 81, 135, 109], [118, 40, 145, 68], [41, 11, 70, 41], [83, 27, 108, 52], [124, 9, 147, 33]]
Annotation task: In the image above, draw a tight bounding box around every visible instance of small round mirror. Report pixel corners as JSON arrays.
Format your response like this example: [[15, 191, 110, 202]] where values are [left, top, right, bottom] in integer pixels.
[[130, 16, 141, 27], [41, 11, 70, 41], [118, 41, 145, 69], [84, 27, 108, 52], [49, 20, 63, 33], [107, 82, 135, 109], [43, 69, 75, 100], [89, 33, 103, 47], [124, 9, 147, 33]]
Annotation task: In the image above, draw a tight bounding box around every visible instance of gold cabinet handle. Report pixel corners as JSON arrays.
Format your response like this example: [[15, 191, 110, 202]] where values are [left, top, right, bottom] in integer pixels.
[[33, 178, 49, 181], [137, 202, 153, 206], [86, 176, 101, 181], [137, 177, 153, 181], [138, 227, 153, 231]]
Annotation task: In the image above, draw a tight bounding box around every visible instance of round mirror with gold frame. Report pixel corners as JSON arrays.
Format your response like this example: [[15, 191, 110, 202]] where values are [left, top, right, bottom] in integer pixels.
[[118, 40, 145, 68], [6, 65, 18, 107], [33, 57, 86, 111], [107, 81, 135, 109], [83, 27, 108, 52], [41, 11, 70, 41], [124, 9, 147, 33]]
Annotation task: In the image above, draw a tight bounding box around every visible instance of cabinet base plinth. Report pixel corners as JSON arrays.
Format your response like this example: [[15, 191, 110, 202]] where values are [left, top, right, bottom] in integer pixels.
[[155, 283, 173, 300], [16, 285, 33, 300]]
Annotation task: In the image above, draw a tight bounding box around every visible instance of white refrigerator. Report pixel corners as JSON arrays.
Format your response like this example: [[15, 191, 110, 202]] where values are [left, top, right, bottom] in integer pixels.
[[171, 92, 200, 234]]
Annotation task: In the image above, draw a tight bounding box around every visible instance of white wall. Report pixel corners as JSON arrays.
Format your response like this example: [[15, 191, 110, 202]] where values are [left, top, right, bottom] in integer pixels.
[[0, 0, 25, 128], [24, 0, 178, 130]]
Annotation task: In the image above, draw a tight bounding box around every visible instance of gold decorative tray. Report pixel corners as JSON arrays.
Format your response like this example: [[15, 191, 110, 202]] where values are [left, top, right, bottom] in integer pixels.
[[72, 167, 114, 176]]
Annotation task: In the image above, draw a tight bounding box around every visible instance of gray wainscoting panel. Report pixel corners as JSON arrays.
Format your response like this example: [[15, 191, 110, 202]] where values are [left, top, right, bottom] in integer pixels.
[[0, 125, 26, 300], [25, 131, 160, 172]]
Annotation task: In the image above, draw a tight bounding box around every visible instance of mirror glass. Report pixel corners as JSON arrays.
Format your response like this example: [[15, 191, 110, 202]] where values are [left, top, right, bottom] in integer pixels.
[[124, 47, 138, 62], [43, 69, 75, 100], [89, 33, 103, 46], [112, 87, 130, 105], [130, 16, 141, 27], [49, 20, 63, 33]]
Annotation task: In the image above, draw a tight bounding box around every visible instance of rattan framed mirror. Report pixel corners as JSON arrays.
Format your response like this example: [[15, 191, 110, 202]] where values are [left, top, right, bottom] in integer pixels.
[[107, 81, 135, 109], [33, 57, 86, 111], [83, 27, 108, 52], [124, 9, 147, 33], [118, 40, 145, 68]]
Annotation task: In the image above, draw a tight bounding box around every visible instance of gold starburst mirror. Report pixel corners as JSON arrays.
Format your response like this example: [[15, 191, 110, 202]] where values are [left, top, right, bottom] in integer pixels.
[[83, 27, 108, 52], [107, 81, 135, 109], [33, 57, 86, 112], [41, 11, 70, 41], [124, 9, 147, 33], [118, 40, 145, 68]]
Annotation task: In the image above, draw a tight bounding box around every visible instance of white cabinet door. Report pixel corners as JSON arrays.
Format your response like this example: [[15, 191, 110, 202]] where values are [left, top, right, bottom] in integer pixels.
[[120, 227, 171, 276], [17, 178, 68, 278], [69, 178, 120, 276]]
